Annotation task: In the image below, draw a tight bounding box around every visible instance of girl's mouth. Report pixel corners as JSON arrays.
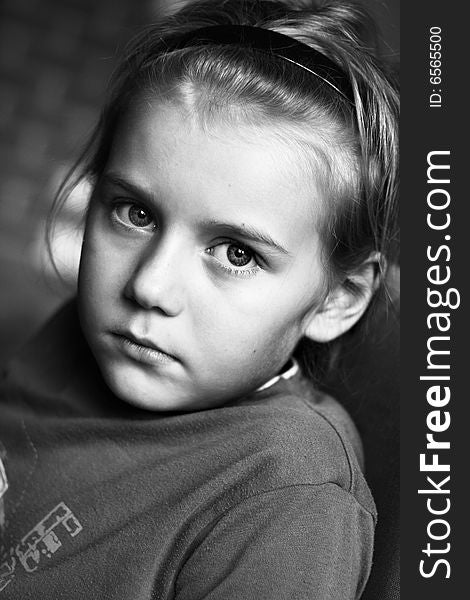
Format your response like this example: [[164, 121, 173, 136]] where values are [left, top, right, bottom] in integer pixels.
[[113, 333, 176, 366]]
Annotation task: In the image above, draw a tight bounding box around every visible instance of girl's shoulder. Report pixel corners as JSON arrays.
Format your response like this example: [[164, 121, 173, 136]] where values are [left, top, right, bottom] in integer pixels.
[[1, 300, 75, 390], [214, 375, 376, 520], [0, 300, 111, 417]]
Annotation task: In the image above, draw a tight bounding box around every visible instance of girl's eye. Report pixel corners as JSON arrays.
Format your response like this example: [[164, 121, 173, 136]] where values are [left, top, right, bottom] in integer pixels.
[[113, 203, 155, 231], [225, 244, 254, 267], [207, 242, 261, 277]]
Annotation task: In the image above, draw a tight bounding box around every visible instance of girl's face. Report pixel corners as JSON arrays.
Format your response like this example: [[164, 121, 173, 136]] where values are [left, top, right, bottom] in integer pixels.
[[78, 102, 328, 411]]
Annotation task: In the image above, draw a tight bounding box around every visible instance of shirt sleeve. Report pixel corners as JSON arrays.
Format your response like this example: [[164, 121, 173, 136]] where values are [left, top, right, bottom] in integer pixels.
[[174, 483, 375, 600]]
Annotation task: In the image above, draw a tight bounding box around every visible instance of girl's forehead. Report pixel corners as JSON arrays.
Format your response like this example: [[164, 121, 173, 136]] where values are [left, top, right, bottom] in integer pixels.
[[109, 101, 327, 229]]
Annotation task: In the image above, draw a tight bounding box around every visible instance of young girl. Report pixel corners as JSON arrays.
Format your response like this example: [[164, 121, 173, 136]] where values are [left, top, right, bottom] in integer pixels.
[[0, 0, 398, 597]]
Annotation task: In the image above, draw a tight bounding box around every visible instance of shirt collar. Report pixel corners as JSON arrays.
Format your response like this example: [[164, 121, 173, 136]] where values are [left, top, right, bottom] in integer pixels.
[[255, 358, 299, 393]]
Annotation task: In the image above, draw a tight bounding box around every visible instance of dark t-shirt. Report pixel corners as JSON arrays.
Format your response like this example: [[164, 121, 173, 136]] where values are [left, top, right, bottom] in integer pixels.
[[0, 302, 376, 599]]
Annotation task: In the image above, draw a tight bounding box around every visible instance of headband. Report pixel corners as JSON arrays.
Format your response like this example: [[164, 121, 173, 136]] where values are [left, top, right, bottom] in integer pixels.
[[163, 25, 354, 104]]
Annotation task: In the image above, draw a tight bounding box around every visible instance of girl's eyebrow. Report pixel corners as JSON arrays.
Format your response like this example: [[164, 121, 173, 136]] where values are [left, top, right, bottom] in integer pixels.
[[100, 173, 154, 202], [101, 172, 290, 256], [201, 221, 291, 256]]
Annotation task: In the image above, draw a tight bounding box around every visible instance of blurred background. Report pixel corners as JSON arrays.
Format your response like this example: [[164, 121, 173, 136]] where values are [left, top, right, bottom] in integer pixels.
[[0, 0, 399, 364]]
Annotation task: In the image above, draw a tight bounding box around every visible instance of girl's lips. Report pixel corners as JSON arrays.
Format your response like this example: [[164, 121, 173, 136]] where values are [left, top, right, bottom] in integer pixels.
[[114, 333, 176, 366]]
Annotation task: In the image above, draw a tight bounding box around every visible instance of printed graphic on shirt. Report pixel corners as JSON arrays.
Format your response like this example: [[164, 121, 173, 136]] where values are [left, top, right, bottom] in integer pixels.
[[0, 502, 83, 593]]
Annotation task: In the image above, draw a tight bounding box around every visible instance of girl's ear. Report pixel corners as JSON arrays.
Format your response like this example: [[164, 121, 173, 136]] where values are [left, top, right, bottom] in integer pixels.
[[303, 256, 381, 343]]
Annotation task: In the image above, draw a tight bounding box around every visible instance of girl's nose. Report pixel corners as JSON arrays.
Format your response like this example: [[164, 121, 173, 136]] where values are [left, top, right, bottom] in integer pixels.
[[124, 238, 186, 316]]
